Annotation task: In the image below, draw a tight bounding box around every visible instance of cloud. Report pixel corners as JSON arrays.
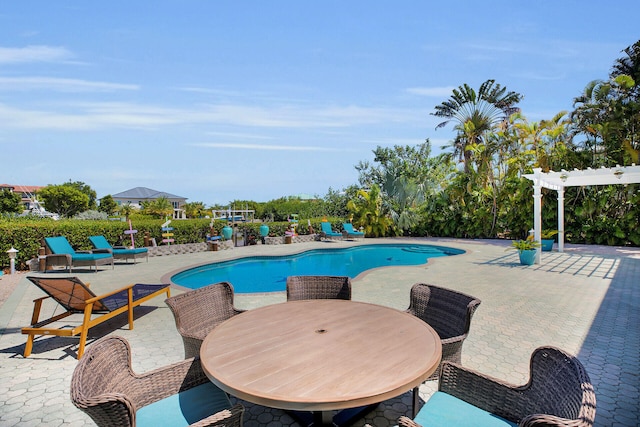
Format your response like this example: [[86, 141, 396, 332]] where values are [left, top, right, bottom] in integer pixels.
[[0, 77, 139, 92], [0, 99, 428, 131], [0, 45, 72, 64], [405, 86, 456, 97], [191, 142, 349, 152]]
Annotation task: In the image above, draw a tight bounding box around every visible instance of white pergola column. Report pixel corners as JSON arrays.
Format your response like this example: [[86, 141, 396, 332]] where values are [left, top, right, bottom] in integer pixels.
[[533, 175, 542, 264], [557, 188, 565, 252]]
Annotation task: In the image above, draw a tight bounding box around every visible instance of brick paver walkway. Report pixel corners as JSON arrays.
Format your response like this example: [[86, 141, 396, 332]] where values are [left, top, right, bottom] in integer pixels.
[[0, 238, 637, 426]]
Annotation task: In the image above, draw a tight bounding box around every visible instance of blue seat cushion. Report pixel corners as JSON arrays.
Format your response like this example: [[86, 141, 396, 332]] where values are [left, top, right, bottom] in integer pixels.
[[113, 247, 148, 255], [71, 252, 112, 261], [414, 391, 517, 427], [136, 382, 231, 427]]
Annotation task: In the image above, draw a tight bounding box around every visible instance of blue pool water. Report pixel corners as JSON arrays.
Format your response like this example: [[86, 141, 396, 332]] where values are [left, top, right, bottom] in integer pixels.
[[171, 243, 464, 293]]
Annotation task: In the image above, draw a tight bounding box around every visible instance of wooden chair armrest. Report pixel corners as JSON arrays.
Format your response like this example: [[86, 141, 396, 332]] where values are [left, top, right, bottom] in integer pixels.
[[85, 283, 136, 304]]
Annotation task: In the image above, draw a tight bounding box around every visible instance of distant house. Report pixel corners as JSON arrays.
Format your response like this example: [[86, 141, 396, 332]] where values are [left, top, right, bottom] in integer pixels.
[[0, 184, 45, 208], [112, 187, 187, 219]]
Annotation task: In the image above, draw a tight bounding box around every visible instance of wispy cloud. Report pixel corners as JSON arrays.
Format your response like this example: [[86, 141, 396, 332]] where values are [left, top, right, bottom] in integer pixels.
[[405, 86, 456, 97], [0, 45, 73, 64], [0, 100, 426, 131], [0, 77, 139, 92], [191, 142, 349, 152]]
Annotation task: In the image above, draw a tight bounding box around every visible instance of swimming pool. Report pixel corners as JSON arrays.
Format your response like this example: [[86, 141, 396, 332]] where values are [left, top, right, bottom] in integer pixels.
[[170, 243, 464, 293]]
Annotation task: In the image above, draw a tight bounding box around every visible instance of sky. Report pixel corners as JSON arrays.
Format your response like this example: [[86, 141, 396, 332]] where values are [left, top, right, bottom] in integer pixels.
[[1, 1, 638, 206]]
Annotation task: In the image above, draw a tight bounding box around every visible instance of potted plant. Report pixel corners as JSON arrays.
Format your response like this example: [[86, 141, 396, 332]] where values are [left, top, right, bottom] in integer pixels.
[[510, 237, 541, 265], [540, 230, 558, 252]]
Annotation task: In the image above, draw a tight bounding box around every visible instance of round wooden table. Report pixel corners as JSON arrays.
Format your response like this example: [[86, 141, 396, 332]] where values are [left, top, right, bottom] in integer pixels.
[[201, 300, 442, 426]]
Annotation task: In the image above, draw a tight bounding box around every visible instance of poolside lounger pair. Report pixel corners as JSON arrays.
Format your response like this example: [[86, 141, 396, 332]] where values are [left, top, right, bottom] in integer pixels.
[[21, 276, 170, 359], [43, 236, 148, 272], [43, 236, 114, 273]]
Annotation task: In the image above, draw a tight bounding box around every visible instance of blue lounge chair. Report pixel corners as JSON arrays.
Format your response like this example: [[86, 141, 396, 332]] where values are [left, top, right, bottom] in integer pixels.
[[43, 236, 114, 272], [320, 222, 342, 240], [342, 223, 365, 239], [89, 235, 148, 264]]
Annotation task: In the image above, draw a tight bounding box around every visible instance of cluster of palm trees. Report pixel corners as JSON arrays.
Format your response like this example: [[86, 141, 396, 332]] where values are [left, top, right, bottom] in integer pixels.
[[348, 40, 640, 245]]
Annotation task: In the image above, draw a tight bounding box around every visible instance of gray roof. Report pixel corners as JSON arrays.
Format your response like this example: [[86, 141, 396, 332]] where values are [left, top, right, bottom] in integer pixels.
[[112, 187, 186, 200]]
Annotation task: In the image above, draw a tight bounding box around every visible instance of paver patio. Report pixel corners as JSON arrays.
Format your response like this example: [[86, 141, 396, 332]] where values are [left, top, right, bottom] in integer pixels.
[[0, 238, 637, 426]]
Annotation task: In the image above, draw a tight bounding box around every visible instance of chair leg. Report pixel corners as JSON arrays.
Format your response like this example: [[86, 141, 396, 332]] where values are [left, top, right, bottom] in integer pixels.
[[23, 334, 35, 357], [412, 386, 420, 418], [127, 288, 134, 329]]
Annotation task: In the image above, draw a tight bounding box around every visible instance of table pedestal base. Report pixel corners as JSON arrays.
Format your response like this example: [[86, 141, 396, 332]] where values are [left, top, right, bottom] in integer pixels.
[[290, 403, 379, 427]]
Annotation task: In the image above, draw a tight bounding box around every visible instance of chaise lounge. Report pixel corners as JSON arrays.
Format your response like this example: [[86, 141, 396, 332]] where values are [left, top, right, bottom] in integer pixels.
[[43, 236, 114, 272], [21, 276, 170, 358], [89, 235, 148, 264], [319, 221, 343, 240], [342, 223, 365, 239]]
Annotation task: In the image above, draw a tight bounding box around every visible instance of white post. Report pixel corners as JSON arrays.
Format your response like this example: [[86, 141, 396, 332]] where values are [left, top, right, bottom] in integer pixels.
[[557, 188, 565, 252], [7, 247, 18, 275], [532, 169, 543, 264]]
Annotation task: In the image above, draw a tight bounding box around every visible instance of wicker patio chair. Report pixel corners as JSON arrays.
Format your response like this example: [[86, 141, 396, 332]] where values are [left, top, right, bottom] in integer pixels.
[[405, 283, 481, 380], [398, 346, 596, 427], [165, 282, 245, 358], [71, 336, 244, 427], [286, 275, 352, 301]]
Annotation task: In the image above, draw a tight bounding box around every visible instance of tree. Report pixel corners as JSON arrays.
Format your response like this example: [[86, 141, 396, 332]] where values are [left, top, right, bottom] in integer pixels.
[[38, 185, 89, 218], [141, 197, 173, 218], [356, 140, 437, 188], [432, 80, 523, 173], [63, 181, 98, 209], [183, 201, 207, 218], [571, 75, 638, 165], [119, 202, 135, 220], [0, 189, 22, 214], [98, 195, 118, 215], [346, 185, 394, 237]]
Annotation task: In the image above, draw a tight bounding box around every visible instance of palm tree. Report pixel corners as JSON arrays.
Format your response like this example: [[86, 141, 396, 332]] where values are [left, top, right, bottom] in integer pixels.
[[432, 80, 523, 173], [346, 185, 394, 237]]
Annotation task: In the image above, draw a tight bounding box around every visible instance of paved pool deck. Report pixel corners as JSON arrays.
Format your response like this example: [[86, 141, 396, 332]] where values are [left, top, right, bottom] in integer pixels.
[[0, 238, 638, 426]]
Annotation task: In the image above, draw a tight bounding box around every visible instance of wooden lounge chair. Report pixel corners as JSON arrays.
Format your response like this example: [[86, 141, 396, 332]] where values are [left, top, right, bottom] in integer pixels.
[[319, 221, 343, 240], [89, 235, 148, 263], [398, 346, 596, 427], [286, 275, 352, 301], [165, 282, 245, 358], [43, 236, 114, 272], [71, 335, 244, 427], [21, 276, 170, 359], [406, 283, 481, 380], [342, 222, 365, 239]]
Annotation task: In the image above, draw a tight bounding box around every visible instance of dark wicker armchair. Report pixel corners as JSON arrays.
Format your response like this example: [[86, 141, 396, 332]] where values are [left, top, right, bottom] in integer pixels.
[[286, 275, 352, 301], [398, 346, 596, 427], [405, 283, 481, 379], [165, 282, 245, 358], [70, 336, 244, 427]]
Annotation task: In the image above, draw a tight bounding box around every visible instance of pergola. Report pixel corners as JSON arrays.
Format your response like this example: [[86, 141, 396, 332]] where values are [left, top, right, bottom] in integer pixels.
[[524, 165, 640, 264]]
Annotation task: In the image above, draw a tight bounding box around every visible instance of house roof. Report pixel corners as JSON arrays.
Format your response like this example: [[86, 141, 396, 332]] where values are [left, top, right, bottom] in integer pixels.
[[0, 184, 44, 194], [112, 187, 186, 200]]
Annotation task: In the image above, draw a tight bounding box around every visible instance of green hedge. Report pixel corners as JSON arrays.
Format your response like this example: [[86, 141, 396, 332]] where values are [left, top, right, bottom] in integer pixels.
[[0, 217, 344, 271]]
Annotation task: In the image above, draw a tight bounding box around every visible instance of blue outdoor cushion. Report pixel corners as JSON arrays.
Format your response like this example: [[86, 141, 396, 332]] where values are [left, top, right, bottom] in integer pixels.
[[414, 391, 517, 427], [136, 382, 231, 427]]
